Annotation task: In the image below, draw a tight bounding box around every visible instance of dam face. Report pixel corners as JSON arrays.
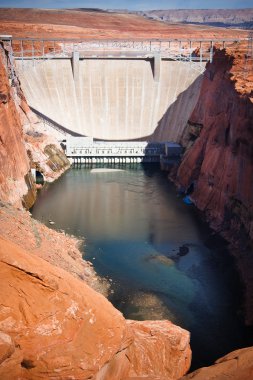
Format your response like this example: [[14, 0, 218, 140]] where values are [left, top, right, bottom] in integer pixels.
[[16, 58, 203, 141]]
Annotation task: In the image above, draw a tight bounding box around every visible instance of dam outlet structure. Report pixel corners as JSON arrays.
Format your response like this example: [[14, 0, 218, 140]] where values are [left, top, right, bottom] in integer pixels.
[[65, 136, 183, 164]]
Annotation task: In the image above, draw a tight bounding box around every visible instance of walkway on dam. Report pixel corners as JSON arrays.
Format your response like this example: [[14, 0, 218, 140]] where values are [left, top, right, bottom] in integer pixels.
[[8, 36, 247, 80], [10, 37, 245, 59], [7, 36, 247, 74]]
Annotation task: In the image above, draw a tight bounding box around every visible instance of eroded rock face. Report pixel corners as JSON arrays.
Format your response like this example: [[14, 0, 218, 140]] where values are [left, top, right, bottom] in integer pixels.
[[126, 320, 191, 380], [177, 46, 253, 243], [25, 135, 70, 183], [180, 347, 253, 380], [0, 236, 129, 379], [175, 44, 253, 324], [0, 42, 36, 208], [0, 41, 70, 209], [0, 236, 191, 380]]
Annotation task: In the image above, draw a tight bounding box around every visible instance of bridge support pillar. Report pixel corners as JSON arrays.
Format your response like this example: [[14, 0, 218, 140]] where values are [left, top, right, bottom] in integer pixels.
[[154, 53, 161, 82], [72, 51, 79, 81]]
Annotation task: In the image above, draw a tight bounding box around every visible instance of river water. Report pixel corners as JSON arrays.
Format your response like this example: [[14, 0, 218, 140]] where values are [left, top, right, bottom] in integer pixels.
[[31, 164, 252, 369]]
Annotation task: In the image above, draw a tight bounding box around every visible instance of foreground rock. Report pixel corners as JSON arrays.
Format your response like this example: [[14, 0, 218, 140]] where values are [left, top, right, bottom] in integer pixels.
[[181, 347, 253, 380], [127, 320, 191, 379], [0, 236, 191, 379]]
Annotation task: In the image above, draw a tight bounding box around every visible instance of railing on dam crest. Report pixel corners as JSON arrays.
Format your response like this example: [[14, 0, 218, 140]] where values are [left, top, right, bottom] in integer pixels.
[[3, 36, 247, 75]]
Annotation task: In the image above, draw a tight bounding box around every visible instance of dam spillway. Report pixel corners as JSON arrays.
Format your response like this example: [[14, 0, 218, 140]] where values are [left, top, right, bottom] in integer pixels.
[[16, 58, 204, 141]]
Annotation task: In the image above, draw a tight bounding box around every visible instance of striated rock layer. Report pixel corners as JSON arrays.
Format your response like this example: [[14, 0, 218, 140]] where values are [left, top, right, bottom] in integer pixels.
[[0, 41, 35, 208], [0, 40, 70, 208], [0, 236, 191, 379], [175, 43, 253, 324], [180, 346, 253, 380]]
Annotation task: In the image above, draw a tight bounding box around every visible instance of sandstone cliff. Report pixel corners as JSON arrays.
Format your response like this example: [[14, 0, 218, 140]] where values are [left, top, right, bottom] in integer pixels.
[[175, 42, 253, 324], [0, 236, 191, 379], [0, 40, 70, 208], [0, 41, 36, 208]]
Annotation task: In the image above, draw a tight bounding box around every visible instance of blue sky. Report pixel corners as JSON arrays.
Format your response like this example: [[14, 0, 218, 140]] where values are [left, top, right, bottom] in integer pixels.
[[0, 0, 252, 10]]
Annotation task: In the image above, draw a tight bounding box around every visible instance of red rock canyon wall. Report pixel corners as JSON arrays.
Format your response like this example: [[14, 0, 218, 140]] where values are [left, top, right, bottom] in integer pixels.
[[0, 41, 35, 208], [176, 43, 253, 324]]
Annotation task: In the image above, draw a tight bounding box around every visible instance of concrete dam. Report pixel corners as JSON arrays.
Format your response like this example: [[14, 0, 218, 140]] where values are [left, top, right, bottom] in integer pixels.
[[14, 39, 209, 142]]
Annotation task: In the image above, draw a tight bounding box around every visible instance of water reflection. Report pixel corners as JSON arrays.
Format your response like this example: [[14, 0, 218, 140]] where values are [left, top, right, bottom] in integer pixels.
[[31, 164, 251, 369]]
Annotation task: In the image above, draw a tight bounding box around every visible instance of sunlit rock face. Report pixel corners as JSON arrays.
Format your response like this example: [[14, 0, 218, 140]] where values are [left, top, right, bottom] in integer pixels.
[[0, 41, 70, 209], [0, 236, 191, 379], [0, 42, 35, 208], [181, 347, 253, 380]]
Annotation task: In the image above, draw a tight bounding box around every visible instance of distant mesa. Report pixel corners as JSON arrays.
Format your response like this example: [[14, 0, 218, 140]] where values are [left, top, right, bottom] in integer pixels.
[[134, 9, 253, 29], [70, 8, 109, 13]]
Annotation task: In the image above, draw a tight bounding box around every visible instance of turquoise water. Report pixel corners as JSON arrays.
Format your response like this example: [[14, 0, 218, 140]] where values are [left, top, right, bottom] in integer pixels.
[[31, 164, 252, 369]]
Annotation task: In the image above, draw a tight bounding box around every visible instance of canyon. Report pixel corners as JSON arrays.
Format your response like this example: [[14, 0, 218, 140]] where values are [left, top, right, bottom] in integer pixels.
[[0, 35, 192, 379], [0, 7, 253, 380]]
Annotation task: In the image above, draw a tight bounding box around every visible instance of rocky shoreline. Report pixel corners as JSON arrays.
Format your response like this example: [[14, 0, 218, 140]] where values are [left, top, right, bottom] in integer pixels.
[[0, 201, 110, 296]]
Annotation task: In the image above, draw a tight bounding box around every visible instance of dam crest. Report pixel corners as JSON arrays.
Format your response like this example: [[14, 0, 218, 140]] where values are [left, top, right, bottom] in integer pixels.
[[5, 36, 246, 143]]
